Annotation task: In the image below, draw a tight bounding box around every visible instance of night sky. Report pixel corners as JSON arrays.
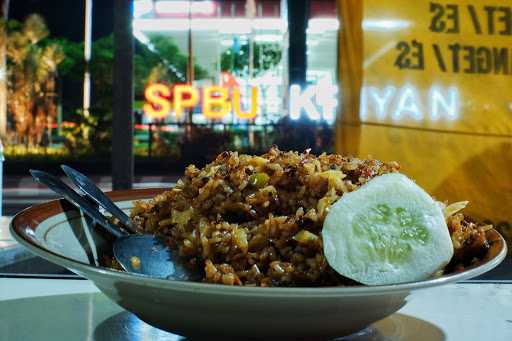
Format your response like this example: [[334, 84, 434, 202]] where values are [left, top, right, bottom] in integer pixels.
[[9, 0, 114, 41]]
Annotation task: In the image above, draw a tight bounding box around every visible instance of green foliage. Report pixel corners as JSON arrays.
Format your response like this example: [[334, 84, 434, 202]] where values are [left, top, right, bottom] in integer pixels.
[[1, 26, 207, 153], [136, 34, 209, 95], [4, 144, 69, 160], [61, 108, 111, 156], [54, 33, 209, 107], [52, 35, 115, 110], [90, 35, 115, 110], [48, 38, 83, 77], [151, 128, 181, 158], [221, 41, 282, 76], [6, 14, 65, 146]]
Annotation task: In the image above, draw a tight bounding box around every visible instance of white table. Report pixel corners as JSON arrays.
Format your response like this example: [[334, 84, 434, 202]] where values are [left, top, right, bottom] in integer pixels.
[[0, 278, 511, 340], [2, 217, 512, 340]]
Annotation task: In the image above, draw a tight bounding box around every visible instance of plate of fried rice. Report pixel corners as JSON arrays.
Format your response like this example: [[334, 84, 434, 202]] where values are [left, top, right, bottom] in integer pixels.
[[10, 148, 507, 338]]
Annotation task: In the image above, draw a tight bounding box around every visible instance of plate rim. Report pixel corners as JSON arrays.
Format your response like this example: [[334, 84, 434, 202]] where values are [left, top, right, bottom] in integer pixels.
[[10, 188, 508, 298]]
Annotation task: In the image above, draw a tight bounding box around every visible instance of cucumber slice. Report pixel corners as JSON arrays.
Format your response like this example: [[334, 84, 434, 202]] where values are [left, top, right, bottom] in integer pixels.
[[322, 173, 453, 285]]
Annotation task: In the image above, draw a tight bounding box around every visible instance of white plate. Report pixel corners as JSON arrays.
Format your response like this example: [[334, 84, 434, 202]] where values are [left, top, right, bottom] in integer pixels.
[[10, 188, 508, 338]]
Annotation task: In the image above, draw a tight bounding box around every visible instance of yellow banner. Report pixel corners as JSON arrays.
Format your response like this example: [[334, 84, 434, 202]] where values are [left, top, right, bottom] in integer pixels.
[[363, 0, 512, 134], [339, 0, 512, 226]]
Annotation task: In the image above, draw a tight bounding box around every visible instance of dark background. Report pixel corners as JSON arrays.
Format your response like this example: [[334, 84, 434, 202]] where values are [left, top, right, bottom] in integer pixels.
[[10, 0, 114, 41]]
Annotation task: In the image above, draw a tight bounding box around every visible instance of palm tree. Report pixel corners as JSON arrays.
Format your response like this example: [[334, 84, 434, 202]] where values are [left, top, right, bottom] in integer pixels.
[[33, 43, 64, 144], [6, 14, 63, 145]]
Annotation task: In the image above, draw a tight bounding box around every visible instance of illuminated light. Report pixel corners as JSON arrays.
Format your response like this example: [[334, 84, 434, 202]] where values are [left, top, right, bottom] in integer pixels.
[[429, 86, 460, 121], [191, 1, 216, 15], [254, 34, 282, 43], [306, 40, 319, 47], [233, 87, 258, 119], [306, 18, 339, 34], [221, 39, 233, 47], [174, 85, 199, 118], [289, 85, 301, 120], [155, 1, 189, 15], [289, 77, 338, 122], [252, 18, 287, 31], [360, 87, 368, 121], [220, 72, 239, 88], [142, 78, 343, 124], [133, 29, 150, 44], [134, 0, 154, 18], [393, 85, 423, 121], [316, 76, 337, 123], [363, 41, 396, 69], [361, 85, 462, 122], [264, 85, 281, 114], [133, 18, 287, 34], [144, 84, 172, 119], [203, 86, 231, 119], [133, 18, 190, 31], [154, 1, 215, 16], [290, 84, 320, 120], [191, 18, 222, 31], [219, 19, 251, 34], [251, 74, 281, 86], [369, 86, 396, 120], [363, 19, 410, 31]]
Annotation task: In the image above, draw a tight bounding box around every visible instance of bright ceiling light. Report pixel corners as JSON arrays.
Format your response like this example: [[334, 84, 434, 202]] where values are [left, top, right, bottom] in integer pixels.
[[192, 18, 219, 30], [221, 39, 233, 47], [220, 19, 251, 34], [133, 0, 154, 18], [252, 18, 287, 32], [133, 18, 287, 34], [154, 1, 216, 16], [254, 34, 281, 43], [307, 18, 339, 34], [192, 1, 216, 15], [133, 29, 150, 44], [363, 19, 410, 31], [134, 18, 190, 31], [305, 18, 410, 34], [155, 1, 189, 15]]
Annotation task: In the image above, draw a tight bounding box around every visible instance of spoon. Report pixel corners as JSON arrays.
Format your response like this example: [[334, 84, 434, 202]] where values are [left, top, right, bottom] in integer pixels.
[[60, 165, 138, 233], [30, 169, 198, 281]]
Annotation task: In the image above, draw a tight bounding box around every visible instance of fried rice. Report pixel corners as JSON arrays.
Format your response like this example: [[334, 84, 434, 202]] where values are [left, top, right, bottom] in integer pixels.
[[130, 147, 493, 287]]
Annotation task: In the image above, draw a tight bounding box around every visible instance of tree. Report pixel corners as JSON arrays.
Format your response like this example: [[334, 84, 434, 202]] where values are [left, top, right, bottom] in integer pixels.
[[56, 34, 209, 111], [221, 41, 282, 77], [6, 14, 64, 145], [53, 34, 209, 155], [135, 34, 209, 97], [0, 0, 9, 138]]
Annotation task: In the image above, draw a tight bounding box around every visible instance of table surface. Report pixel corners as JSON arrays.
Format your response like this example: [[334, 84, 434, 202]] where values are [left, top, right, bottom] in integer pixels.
[[0, 279, 511, 341], [2, 217, 512, 340]]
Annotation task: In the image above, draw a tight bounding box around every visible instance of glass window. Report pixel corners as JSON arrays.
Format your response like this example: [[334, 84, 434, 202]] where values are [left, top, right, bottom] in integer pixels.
[[133, 0, 339, 158]]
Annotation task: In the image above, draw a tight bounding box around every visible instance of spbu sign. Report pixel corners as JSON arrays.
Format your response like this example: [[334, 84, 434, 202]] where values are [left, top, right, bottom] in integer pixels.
[[143, 84, 259, 120], [143, 81, 340, 122], [143, 80, 461, 123]]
